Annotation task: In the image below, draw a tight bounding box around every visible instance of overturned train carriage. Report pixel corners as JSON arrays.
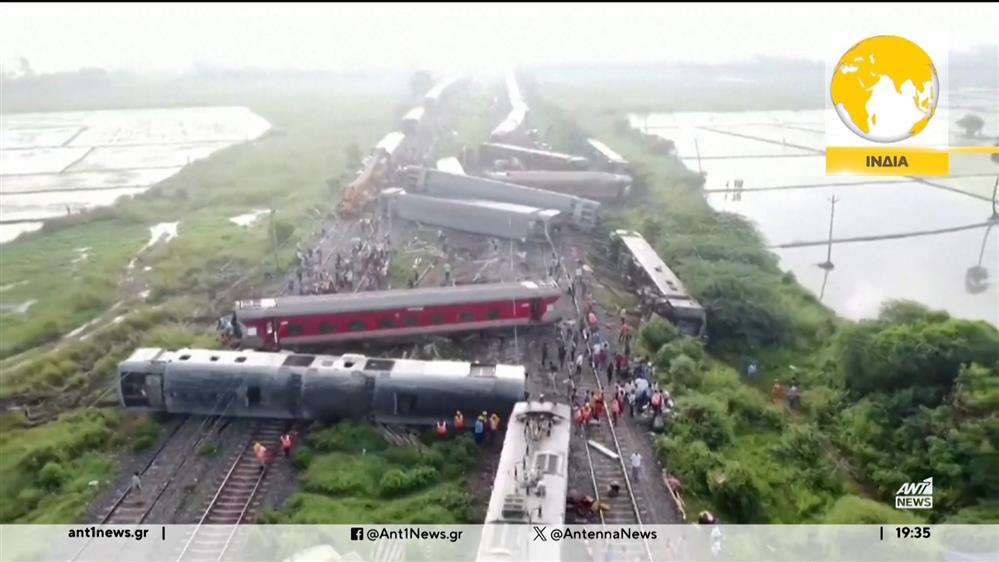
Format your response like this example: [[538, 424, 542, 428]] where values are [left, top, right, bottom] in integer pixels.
[[381, 188, 560, 240], [119, 348, 526, 425], [482, 170, 632, 202]]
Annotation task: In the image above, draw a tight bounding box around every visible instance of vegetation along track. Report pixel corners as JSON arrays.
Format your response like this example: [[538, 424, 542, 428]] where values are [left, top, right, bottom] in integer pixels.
[[176, 418, 291, 562]]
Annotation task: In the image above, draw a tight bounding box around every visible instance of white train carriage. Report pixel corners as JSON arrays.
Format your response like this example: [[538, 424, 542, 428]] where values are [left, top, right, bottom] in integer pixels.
[[119, 348, 526, 425], [610, 229, 707, 338], [477, 401, 572, 562]]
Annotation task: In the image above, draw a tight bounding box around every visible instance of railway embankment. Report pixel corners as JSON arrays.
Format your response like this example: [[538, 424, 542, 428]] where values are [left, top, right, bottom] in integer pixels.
[[523, 73, 998, 524]]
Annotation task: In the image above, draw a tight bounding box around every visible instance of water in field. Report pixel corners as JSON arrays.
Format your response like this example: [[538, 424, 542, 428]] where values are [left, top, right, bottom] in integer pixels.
[[632, 105, 998, 325], [0, 106, 271, 243]]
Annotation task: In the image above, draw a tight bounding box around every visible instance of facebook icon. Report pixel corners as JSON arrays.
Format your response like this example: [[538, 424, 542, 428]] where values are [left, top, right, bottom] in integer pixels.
[[351, 527, 364, 541]]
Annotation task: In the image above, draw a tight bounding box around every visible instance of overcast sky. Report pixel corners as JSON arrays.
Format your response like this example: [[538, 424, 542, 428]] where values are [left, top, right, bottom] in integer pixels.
[[2, 2, 997, 73]]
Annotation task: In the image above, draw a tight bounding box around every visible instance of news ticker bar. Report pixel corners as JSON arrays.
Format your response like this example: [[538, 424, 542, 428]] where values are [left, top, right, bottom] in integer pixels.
[[825, 146, 999, 176], [1, 524, 996, 562]]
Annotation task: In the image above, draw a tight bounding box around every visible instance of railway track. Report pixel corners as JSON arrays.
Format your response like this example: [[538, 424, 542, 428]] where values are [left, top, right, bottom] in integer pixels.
[[551, 231, 654, 562], [176, 418, 290, 562], [101, 414, 231, 525]]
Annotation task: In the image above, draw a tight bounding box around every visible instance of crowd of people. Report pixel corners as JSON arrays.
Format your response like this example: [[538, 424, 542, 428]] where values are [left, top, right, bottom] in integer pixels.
[[287, 222, 394, 296]]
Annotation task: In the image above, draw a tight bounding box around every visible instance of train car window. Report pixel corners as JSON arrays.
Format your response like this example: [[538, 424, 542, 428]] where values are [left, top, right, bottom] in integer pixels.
[[235, 356, 247, 363], [179, 354, 191, 361], [396, 393, 417, 415], [487, 308, 501, 320], [402, 315, 419, 327], [348, 319, 367, 332], [247, 386, 261, 407], [429, 313, 445, 325], [458, 311, 476, 323], [378, 317, 395, 329], [288, 324, 304, 336], [319, 321, 335, 333], [210, 355, 220, 362], [282, 355, 315, 367], [364, 359, 395, 371], [534, 453, 562, 475]]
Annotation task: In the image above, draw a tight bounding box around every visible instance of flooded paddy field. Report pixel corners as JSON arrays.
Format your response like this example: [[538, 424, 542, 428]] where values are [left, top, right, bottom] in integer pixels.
[[0, 106, 271, 242], [632, 102, 998, 325]]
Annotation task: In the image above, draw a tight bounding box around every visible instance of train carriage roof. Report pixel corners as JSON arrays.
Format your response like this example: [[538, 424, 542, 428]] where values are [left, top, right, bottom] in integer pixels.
[[587, 138, 629, 165], [235, 280, 561, 319], [481, 142, 588, 164], [613, 229, 699, 304], [483, 401, 571, 526]]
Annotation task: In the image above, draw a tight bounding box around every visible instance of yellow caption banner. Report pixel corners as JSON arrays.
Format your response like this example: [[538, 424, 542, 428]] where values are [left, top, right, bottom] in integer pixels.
[[825, 146, 950, 176]]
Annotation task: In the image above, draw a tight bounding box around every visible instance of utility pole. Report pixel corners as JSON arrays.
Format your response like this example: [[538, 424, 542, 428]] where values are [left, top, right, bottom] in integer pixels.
[[818, 195, 838, 270], [989, 176, 998, 221]]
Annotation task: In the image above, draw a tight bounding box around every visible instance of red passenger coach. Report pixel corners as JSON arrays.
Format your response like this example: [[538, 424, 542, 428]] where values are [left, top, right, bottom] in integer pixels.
[[233, 280, 563, 350]]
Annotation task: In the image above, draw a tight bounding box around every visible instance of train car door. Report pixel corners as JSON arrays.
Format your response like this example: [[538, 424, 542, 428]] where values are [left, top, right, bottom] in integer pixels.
[[145, 375, 164, 409]]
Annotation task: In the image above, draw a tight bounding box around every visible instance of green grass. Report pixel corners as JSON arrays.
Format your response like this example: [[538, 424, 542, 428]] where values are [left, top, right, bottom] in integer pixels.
[[262, 422, 479, 524], [0, 72, 406, 522]]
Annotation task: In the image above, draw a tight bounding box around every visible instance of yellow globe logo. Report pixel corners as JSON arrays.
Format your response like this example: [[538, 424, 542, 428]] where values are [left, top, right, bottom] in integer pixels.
[[830, 35, 939, 143]]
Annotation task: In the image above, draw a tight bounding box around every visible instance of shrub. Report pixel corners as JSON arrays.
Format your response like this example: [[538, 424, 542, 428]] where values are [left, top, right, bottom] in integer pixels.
[[293, 448, 314, 470], [666, 354, 701, 391], [672, 395, 733, 449], [379, 466, 439, 498], [707, 460, 764, 522], [656, 437, 720, 496], [822, 495, 921, 524], [724, 386, 784, 432], [38, 462, 67, 490], [309, 422, 387, 454], [639, 317, 679, 354]]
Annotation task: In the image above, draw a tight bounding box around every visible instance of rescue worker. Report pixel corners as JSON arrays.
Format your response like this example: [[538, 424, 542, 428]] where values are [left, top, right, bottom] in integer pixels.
[[253, 442, 269, 472], [454, 410, 465, 431], [436, 419, 448, 438], [581, 403, 592, 433], [473, 415, 485, 445], [280, 433, 294, 458], [593, 390, 605, 421], [488, 413, 501, 445]]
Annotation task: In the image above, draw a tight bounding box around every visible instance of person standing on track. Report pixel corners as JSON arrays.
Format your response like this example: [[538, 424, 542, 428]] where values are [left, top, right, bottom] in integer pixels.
[[575, 352, 584, 378], [630, 451, 642, 481], [254, 442, 269, 472], [130, 472, 142, 496], [454, 410, 465, 432], [280, 433, 294, 458], [541, 343, 549, 370], [557, 340, 567, 369]]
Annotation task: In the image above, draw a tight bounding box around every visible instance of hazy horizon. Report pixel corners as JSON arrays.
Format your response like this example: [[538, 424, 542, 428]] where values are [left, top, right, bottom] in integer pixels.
[[2, 2, 997, 75]]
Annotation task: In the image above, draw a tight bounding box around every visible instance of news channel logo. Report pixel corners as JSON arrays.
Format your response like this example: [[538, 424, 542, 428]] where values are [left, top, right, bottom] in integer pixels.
[[830, 35, 939, 143]]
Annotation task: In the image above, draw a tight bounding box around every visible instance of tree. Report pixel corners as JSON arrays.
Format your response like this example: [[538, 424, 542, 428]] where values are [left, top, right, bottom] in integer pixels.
[[955, 114, 985, 137]]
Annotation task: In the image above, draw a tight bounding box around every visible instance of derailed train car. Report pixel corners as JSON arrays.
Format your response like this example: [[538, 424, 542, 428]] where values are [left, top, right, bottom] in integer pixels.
[[477, 401, 571, 562], [479, 143, 589, 171], [119, 348, 526, 425], [381, 188, 560, 240], [482, 170, 633, 202]]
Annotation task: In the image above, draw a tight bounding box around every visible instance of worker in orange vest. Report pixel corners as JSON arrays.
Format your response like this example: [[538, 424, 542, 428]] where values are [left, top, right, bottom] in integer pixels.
[[436, 419, 448, 438], [280, 433, 294, 458], [454, 410, 465, 431], [253, 442, 268, 472], [593, 390, 605, 421]]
